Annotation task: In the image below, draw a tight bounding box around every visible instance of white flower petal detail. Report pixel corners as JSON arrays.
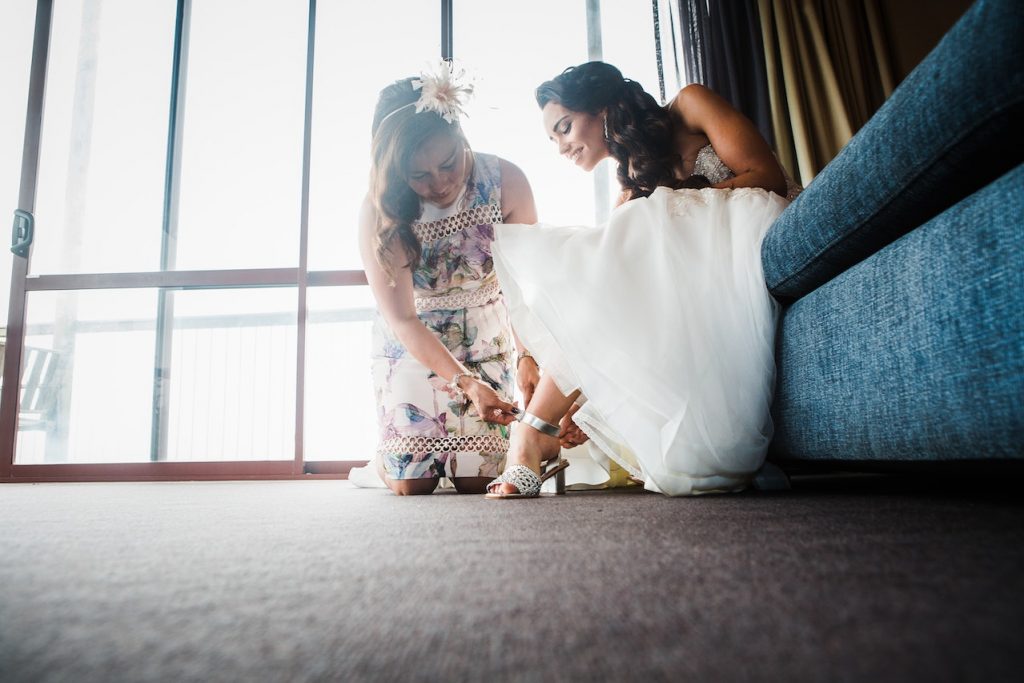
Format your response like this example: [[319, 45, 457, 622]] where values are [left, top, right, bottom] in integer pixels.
[[411, 61, 474, 124]]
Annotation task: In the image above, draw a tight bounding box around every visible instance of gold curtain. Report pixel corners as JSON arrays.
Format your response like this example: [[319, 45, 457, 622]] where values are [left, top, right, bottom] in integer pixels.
[[757, 0, 896, 185]]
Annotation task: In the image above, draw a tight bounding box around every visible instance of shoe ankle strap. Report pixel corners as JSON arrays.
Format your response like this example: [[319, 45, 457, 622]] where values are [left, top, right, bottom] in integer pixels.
[[519, 412, 560, 437]]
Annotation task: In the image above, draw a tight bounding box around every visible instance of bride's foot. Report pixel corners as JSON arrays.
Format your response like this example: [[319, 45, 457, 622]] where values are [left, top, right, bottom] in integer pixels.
[[490, 421, 562, 496]]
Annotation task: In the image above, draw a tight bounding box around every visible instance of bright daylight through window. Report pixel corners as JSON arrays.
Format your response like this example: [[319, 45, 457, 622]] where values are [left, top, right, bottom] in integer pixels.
[[0, 0, 668, 470]]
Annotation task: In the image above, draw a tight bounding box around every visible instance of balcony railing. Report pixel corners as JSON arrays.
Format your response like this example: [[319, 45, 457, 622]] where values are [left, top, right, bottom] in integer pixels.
[[13, 306, 377, 466]]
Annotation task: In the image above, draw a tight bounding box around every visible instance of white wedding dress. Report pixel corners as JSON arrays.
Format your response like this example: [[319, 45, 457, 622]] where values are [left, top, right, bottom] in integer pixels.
[[493, 150, 790, 496]]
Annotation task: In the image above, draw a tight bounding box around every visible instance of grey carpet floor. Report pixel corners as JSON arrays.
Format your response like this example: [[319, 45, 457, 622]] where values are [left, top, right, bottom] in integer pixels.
[[0, 476, 1022, 682]]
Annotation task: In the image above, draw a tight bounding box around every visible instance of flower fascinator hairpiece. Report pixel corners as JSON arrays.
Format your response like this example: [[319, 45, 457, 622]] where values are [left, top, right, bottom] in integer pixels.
[[379, 61, 474, 127], [411, 60, 474, 123]]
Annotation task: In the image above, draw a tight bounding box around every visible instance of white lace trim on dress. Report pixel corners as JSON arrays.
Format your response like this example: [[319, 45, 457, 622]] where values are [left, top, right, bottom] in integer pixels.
[[667, 186, 773, 213], [378, 434, 510, 456], [414, 276, 502, 312], [413, 202, 503, 243]]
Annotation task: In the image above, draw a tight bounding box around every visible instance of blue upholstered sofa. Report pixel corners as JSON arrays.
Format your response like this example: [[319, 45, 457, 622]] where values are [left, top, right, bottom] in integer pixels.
[[760, 0, 1022, 468]]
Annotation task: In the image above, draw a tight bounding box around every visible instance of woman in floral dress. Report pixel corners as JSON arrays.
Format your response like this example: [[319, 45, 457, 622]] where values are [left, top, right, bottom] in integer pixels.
[[355, 65, 540, 495]]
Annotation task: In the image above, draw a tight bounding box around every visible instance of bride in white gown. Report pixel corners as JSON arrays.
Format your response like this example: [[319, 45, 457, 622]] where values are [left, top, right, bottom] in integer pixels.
[[486, 61, 798, 498]]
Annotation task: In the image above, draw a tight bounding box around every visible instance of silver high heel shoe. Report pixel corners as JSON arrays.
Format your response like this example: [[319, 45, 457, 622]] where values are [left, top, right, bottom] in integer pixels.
[[485, 413, 569, 498]]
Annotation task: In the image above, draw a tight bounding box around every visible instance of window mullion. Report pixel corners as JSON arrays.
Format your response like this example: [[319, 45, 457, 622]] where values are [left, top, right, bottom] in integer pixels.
[[151, 0, 191, 461], [294, 0, 317, 471], [586, 0, 610, 224], [442, 0, 453, 60]]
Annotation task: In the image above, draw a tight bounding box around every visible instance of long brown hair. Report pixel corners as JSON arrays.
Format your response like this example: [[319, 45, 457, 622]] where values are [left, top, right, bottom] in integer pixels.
[[369, 78, 470, 281], [536, 61, 691, 201]]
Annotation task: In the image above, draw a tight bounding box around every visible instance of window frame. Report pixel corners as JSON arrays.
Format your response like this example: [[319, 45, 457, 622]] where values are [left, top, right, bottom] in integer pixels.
[[0, 0, 625, 482]]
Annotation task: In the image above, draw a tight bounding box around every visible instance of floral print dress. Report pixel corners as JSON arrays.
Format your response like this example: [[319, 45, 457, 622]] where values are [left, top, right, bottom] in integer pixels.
[[372, 152, 513, 480]]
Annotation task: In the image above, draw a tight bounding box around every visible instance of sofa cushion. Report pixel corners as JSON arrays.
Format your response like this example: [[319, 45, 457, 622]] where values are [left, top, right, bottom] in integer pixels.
[[768, 163, 1023, 462], [762, 0, 1023, 301]]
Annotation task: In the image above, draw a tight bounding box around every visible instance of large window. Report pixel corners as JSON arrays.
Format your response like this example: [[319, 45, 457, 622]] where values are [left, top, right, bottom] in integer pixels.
[[1, 1, 664, 479], [457, 0, 596, 226], [17, 287, 298, 463], [175, 1, 309, 272], [31, 0, 175, 276], [307, 0, 439, 272]]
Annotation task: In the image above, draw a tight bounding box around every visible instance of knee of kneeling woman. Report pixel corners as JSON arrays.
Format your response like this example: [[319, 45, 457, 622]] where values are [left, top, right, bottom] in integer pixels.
[[451, 476, 493, 495], [387, 478, 439, 496]]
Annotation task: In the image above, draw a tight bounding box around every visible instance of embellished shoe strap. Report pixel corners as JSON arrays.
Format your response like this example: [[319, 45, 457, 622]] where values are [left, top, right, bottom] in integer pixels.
[[519, 412, 560, 437]]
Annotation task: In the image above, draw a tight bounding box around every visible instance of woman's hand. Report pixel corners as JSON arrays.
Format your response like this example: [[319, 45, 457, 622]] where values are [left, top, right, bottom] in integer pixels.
[[516, 356, 541, 409], [559, 403, 590, 448], [464, 378, 519, 426]]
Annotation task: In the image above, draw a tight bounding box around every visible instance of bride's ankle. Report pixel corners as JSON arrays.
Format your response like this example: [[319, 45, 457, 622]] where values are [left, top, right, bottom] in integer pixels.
[[512, 423, 560, 462]]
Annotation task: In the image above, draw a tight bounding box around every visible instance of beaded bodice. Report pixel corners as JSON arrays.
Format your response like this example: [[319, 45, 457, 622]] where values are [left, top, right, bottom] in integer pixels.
[[692, 144, 734, 185], [691, 143, 802, 201]]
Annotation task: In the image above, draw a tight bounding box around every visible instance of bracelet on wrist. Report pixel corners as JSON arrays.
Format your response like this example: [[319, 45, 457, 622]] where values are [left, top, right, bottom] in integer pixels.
[[517, 350, 537, 368], [448, 370, 479, 401]]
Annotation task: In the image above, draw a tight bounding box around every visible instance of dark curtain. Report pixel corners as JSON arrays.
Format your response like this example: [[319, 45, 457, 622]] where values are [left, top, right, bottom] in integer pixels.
[[678, 0, 774, 146], [757, 0, 897, 184]]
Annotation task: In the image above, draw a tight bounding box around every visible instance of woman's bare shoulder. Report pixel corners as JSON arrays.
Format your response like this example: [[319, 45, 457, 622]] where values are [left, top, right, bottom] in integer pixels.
[[497, 156, 528, 182], [357, 195, 377, 238], [667, 84, 727, 127], [496, 157, 537, 224]]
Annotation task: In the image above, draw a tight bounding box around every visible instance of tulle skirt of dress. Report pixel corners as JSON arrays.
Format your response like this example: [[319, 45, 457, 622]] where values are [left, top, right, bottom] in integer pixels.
[[492, 186, 788, 496]]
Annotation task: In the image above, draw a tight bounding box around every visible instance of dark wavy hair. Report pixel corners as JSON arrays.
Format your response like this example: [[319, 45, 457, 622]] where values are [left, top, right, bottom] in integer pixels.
[[536, 61, 695, 200], [369, 78, 470, 280]]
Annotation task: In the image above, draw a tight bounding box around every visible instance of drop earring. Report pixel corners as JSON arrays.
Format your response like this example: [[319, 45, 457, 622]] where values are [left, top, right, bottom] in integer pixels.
[[603, 116, 609, 141]]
